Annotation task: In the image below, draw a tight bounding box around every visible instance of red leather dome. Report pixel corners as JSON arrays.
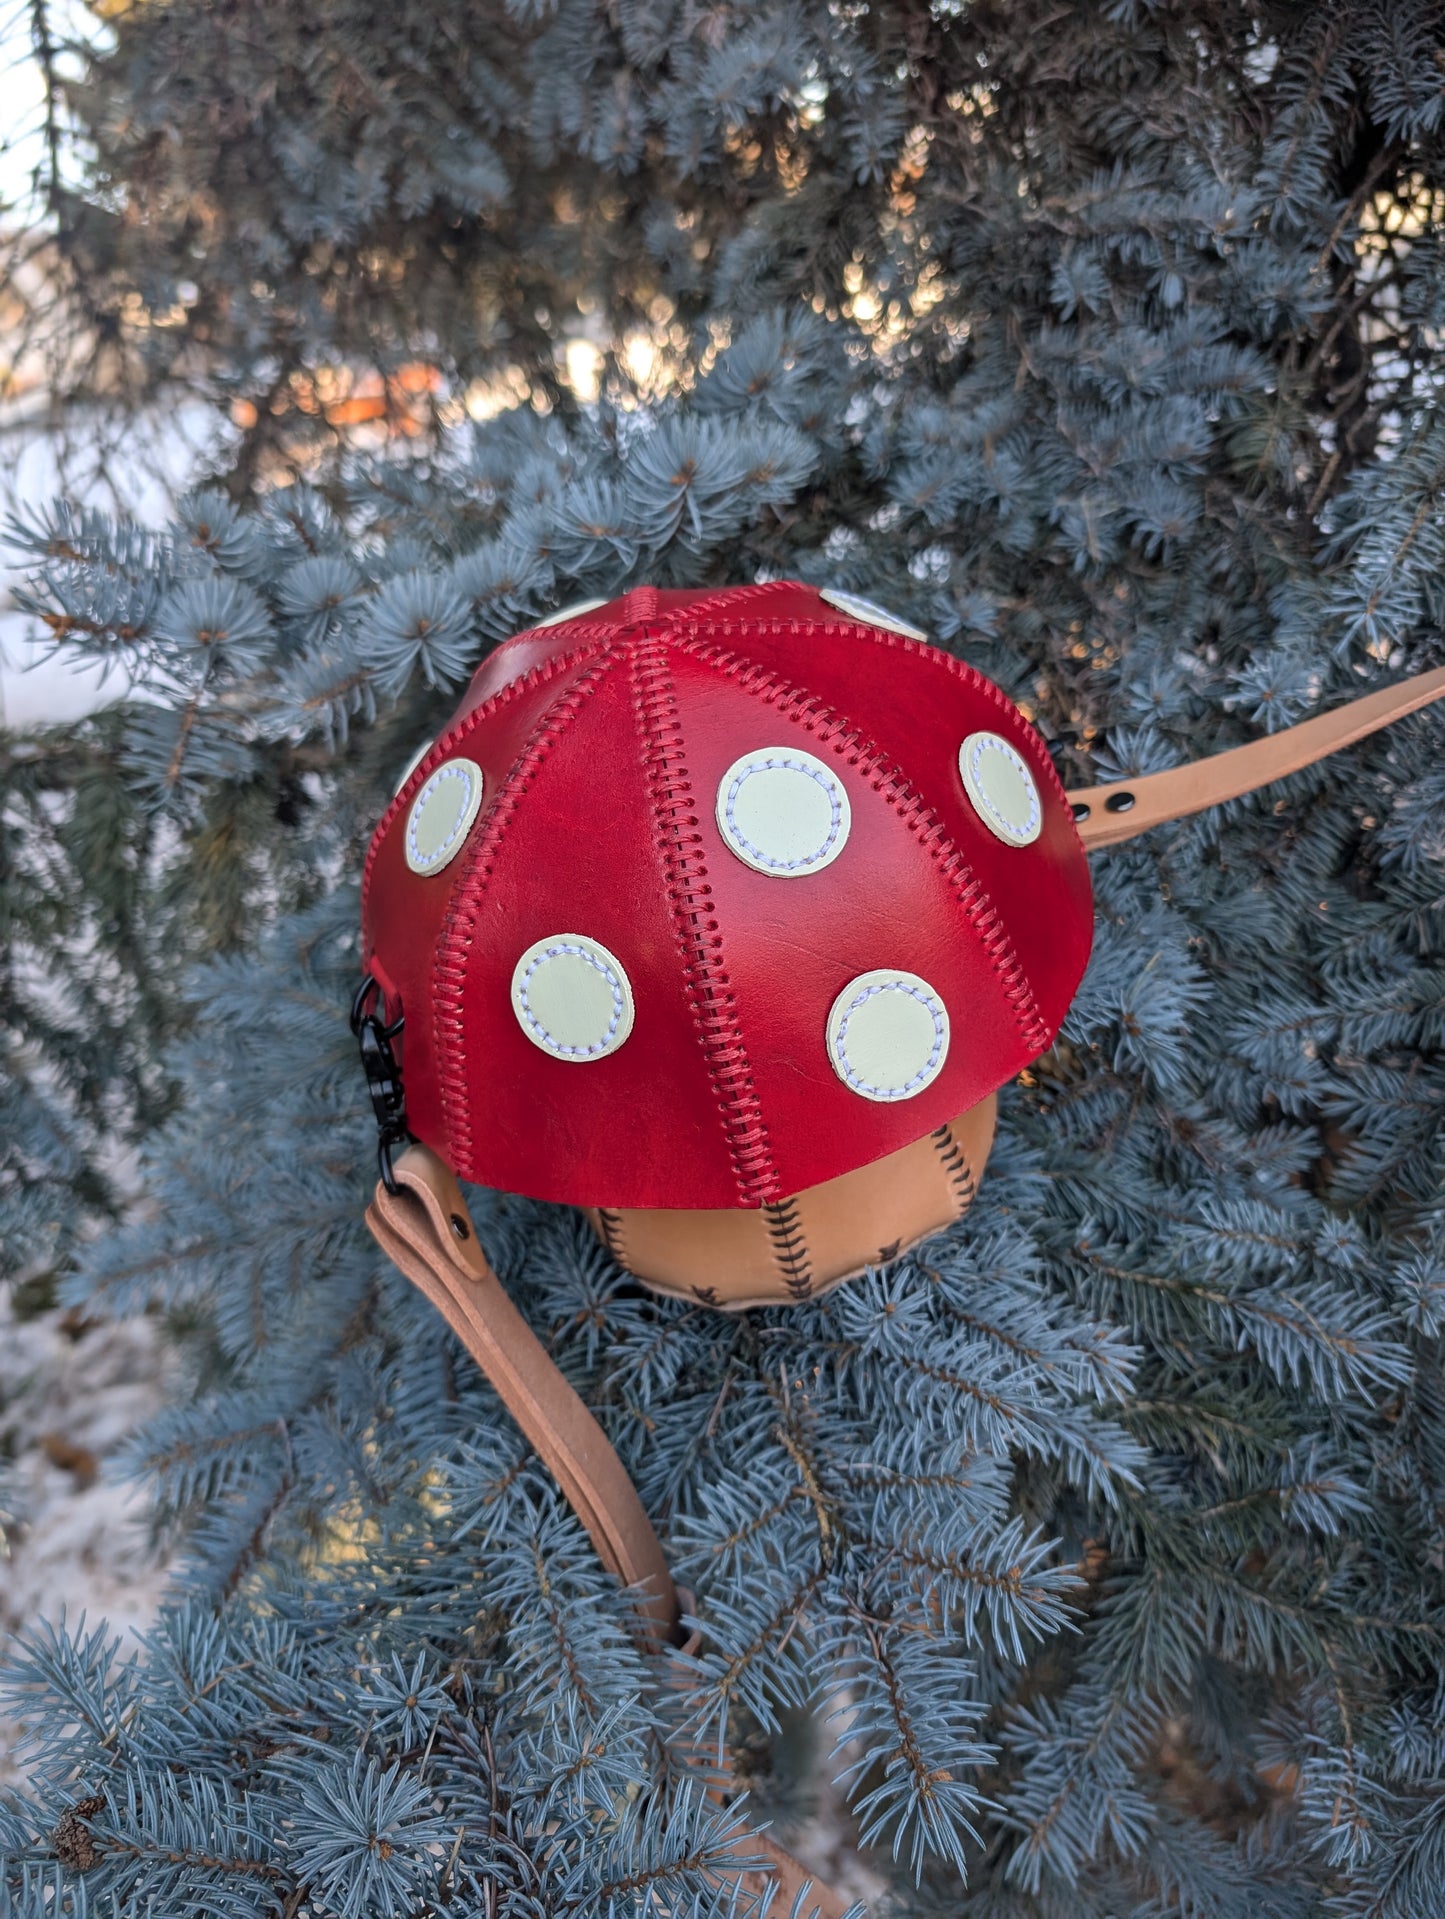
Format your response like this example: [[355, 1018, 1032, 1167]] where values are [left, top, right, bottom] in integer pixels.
[[361, 581, 1093, 1209]]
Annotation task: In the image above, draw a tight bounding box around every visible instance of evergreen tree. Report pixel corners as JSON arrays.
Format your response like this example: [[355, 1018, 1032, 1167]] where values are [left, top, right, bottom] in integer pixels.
[[6, 2, 1445, 1912]]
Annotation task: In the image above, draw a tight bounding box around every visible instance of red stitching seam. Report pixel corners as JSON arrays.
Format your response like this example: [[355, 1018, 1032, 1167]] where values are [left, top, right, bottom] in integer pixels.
[[670, 609, 1082, 844], [844, 624, 1085, 848], [657, 580, 792, 624], [510, 612, 623, 639], [678, 628, 1052, 1056], [630, 633, 778, 1205], [433, 647, 623, 1175], [360, 642, 612, 926]]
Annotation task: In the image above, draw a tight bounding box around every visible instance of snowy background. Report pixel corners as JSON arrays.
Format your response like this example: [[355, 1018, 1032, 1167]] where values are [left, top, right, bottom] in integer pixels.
[[0, 1294, 173, 1785], [1, 5, 186, 1779]]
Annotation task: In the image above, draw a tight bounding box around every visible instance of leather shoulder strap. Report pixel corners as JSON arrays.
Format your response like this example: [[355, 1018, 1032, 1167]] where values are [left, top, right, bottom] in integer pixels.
[[1066, 663, 1445, 848], [367, 1148, 859, 1916], [367, 1146, 678, 1645]]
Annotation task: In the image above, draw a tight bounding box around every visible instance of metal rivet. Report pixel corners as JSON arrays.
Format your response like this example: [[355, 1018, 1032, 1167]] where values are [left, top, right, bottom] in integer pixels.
[[449, 1213, 470, 1240], [1071, 801, 1091, 822], [1104, 791, 1136, 814]]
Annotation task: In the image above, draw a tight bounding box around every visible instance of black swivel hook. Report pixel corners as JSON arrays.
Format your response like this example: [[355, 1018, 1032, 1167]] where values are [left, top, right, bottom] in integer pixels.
[[351, 973, 410, 1194]]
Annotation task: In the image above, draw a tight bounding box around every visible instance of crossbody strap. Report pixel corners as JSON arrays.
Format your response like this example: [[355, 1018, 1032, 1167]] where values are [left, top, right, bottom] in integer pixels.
[[367, 1146, 678, 1644], [366, 1145, 857, 1919], [1066, 662, 1445, 847]]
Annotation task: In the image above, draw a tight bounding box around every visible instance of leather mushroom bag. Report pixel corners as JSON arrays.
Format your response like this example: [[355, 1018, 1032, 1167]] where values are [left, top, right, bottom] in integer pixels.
[[357, 581, 1445, 1914]]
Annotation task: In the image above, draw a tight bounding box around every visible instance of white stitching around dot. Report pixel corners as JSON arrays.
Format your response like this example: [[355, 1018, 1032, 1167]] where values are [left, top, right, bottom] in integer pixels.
[[833, 977, 948, 1099], [962, 733, 1040, 844], [721, 754, 847, 873], [406, 761, 481, 872], [517, 941, 628, 1058]]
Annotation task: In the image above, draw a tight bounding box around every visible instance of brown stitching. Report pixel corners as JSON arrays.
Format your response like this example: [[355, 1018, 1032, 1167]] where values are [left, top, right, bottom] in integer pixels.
[[595, 1208, 626, 1266], [677, 632, 1051, 1055], [629, 635, 777, 1204], [360, 641, 611, 923], [764, 1197, 814, 1299], [931, 1122, 978, 1214], [433, 648, 623, 1174]]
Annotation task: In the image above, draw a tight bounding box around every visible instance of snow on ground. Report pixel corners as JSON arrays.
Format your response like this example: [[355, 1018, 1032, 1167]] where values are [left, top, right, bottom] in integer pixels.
[[1, 396, 223, 730], [0, 1291, 175, 1783], [787, 1788, 892, 1909]]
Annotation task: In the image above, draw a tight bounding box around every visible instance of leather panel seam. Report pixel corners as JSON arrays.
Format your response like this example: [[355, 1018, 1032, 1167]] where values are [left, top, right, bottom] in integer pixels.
[[764, 1197, 814, 1300], [931, 1122, 978, 1213], [433, 646, 624, 1175], [676, 629, 1051, 1056], [848, 624, 1084, 850], [596, 1207, 627, 1267], [361, 640, 612, 926], [629, 633, 777, 1205]]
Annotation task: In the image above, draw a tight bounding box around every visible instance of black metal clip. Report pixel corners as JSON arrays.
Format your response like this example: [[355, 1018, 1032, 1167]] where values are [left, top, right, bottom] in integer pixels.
[[351, 973, 410, 1194]]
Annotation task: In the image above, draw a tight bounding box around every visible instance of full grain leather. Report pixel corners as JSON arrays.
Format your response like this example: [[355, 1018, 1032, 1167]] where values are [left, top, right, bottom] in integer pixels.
[[1067, 663, 1445, 847], [361, 583, 1092, 1212], [589, 1093, 997, 1308]]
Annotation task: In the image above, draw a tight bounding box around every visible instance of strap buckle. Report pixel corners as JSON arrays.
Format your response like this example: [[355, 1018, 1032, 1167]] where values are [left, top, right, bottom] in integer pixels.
[[351, 973, 410, 1194]]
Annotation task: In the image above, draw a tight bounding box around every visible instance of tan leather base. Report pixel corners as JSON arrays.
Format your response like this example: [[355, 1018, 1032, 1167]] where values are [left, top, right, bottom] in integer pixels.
[[585, 1093, 996, 1309]]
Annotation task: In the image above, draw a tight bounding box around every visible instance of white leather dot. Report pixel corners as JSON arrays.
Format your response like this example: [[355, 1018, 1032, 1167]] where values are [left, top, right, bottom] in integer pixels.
[[512, 935, 634, 1061], [716, 748, 851, 877], [392, 737, 433, 797], [819, 588, 929, 642], [959, 731, 1042, 847], [529, 597, 610, 630], [826, 970, 950, 1103], [404, 758, 484, 875]]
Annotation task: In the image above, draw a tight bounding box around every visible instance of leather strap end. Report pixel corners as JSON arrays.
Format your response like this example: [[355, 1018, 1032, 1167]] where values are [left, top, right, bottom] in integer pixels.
[[1066, 662, 1445, 848], [365, 1147, 679, 1650], [388, 1143, 494, 1283]]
